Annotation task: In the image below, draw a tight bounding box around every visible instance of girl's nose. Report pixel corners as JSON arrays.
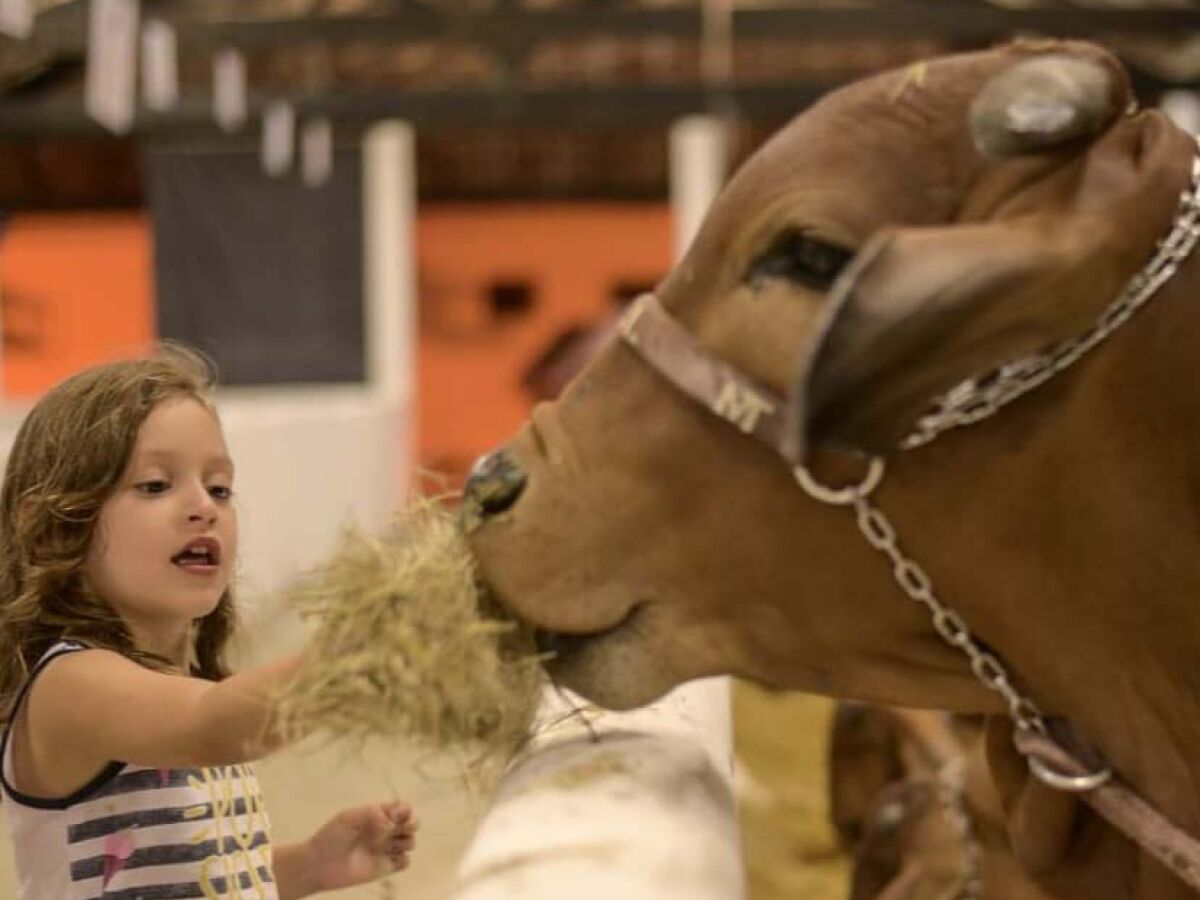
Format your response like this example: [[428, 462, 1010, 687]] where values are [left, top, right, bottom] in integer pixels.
[[186, 487, 219, 524]]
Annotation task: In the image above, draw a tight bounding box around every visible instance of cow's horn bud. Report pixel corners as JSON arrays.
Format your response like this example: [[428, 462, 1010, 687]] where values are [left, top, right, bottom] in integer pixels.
[[969, 55, 1117, 159]]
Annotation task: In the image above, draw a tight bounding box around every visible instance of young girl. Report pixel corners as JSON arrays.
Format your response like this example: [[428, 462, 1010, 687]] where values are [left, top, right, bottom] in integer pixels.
[[0, 346, 417, 899]]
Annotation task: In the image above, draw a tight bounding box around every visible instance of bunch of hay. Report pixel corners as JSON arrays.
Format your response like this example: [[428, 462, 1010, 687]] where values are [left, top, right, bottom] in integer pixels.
[[274, 498, 546, 765]]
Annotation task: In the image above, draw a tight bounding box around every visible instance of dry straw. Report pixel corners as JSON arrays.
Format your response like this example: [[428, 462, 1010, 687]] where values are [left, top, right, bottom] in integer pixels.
[[274, 498, 546, 767]]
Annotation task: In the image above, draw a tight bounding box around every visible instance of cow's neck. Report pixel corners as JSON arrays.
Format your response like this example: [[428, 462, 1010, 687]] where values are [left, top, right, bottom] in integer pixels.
[[951, 251, 1200, 898], [1076, 248, 1200, 822]]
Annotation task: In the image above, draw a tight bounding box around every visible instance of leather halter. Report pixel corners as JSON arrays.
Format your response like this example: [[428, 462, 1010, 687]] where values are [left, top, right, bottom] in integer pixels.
[[617, 296, 798, 463]]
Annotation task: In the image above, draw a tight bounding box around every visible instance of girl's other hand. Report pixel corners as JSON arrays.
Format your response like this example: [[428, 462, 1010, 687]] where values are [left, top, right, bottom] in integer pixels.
[[306, 800, 418, 890]]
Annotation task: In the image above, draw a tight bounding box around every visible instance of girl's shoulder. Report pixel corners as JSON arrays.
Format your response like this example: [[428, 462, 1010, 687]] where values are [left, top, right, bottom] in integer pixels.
[[3, 644, 135, 802], [9, 640, 98, 714], [16, 646, 204, 796], [20, 645, 145, 736], [31, 644, 155, 695]]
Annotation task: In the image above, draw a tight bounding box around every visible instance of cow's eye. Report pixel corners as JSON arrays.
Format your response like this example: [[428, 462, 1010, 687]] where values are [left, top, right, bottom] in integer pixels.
[[748, 229, 853, 291]]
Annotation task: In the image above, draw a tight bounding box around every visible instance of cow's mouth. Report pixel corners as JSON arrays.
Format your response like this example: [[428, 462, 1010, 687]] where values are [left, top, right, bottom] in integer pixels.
[[531, 603, 643, 667]]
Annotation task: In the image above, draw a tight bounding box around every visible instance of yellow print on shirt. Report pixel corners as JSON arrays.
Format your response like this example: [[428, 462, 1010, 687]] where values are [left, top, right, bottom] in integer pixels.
[[186, 765, 276, 899]]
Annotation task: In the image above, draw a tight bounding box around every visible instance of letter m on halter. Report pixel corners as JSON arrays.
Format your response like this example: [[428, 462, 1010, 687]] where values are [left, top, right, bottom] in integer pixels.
[[712, 379, 776, 434]]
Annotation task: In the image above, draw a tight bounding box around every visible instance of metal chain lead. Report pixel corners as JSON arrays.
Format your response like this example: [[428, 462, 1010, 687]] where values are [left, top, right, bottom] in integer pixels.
[[830, 478, 1034, 900], [851, 491, 1048, 736], [793, 459, 1026, 899], [903, 142, 1200, 450]]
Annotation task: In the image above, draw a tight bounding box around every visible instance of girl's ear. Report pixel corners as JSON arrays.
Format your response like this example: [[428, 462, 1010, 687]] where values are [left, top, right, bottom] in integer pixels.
[[793, 110, 1193, 457]]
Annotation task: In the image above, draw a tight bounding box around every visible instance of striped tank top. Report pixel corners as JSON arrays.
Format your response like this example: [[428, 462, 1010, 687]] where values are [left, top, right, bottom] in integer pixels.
[[1, 641, 279, 899]]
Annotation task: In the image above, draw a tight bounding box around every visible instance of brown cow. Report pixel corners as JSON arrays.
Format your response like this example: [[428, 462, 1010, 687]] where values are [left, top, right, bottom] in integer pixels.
[[463, 39, 1200, 899]]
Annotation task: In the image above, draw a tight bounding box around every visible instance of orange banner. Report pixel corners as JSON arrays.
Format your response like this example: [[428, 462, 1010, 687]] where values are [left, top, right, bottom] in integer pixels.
[[0, 212, 154, 397], [0, 204, 670, 485]]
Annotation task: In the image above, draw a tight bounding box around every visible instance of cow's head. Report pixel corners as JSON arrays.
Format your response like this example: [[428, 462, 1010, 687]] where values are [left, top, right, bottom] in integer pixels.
[[464, 41, 1196, 728]]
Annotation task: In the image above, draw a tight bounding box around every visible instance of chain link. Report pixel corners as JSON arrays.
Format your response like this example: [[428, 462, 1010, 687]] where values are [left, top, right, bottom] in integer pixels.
[[851, 496, 1049, 736], [902, 143, 1200, 450]]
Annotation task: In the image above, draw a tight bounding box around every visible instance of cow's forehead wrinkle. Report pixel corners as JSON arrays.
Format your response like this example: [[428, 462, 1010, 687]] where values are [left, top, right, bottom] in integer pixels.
[[717, 118, 968, 257]]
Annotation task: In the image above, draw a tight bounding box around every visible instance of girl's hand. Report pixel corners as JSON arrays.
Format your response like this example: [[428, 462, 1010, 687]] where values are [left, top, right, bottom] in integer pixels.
[[306, 800, 417, 891]]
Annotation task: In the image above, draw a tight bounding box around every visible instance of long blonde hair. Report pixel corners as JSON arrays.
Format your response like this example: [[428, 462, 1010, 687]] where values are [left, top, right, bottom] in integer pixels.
[[0, 344, 236, 723]]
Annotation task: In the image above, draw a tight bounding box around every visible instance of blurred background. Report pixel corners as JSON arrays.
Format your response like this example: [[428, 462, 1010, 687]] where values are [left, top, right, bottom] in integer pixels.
[[0, 1, 1197, 897]]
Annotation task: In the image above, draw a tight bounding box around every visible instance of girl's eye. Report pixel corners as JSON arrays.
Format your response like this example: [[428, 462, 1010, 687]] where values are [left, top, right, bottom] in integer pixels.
[[136, 480, 170, 495], [748, 228, 853, 291], [208, 485, 233, 501]]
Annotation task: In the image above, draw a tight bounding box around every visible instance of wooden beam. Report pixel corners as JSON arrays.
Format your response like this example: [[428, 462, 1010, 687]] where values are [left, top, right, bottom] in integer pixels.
[[0, 65, 1189, 137], [0, 81, 832, 135], [11, 1, 1200, 56]]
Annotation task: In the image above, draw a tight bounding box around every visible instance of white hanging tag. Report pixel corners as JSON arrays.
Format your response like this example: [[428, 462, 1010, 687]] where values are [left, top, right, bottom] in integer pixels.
[[141, 19, 178, 112], [85, 0, 140, 135], [261, 101, 295, 177], [213, 47, 247, 132], [1162, 91, 1200, 137], [0, 0, 34, 39], [300, 118, 333, 188]]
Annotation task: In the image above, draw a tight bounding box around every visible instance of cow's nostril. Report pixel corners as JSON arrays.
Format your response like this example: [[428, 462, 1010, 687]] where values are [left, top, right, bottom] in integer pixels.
[[461, 450, 528, 531]]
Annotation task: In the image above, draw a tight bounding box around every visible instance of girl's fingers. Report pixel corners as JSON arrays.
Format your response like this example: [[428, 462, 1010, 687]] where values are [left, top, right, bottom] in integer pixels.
[[360, 806, 395, 843], [386, 835, 414, 853], [341, 804, 389, 834], [385, 835, 415, 858], [383, 807, 417, 835], [386, 837, 412, 869], [384, 801, 412, 823]]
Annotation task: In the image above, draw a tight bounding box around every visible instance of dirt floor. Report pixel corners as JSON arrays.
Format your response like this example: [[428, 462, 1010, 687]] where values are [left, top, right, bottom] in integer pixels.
[[735, 681, 851, 900]]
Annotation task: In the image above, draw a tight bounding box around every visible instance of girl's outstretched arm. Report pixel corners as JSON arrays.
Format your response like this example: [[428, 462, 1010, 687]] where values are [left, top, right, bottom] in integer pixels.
[[20, 647, 305, 795]]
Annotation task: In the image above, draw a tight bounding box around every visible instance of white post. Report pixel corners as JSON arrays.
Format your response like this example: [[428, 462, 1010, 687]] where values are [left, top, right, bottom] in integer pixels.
[[1162, 90, 1200, 137], [670, 114, 728, 262], [451, 685, 744, 900], [84, 0, 139, 135], [449, 114, 743, 900], [668, 106, 738, 874], [0, 0, 34, 39], [362, 120, 417, 494]]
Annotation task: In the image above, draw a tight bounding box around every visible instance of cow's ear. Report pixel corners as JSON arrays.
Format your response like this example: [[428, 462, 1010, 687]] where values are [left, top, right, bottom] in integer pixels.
[[794, 110, 1191, 457]]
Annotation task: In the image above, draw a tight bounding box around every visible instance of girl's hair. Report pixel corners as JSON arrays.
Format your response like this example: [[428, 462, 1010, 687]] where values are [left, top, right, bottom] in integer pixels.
[[0, 343, 237, 723]]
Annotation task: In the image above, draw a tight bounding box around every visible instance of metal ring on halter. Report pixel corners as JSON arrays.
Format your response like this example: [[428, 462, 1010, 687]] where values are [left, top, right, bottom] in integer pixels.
[[793, 457, 885, 506], [1027, 754, 1113, 793]]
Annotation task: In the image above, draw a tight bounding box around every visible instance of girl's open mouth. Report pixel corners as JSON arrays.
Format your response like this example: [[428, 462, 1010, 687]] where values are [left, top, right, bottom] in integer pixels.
[[171, 537, 221, 571]]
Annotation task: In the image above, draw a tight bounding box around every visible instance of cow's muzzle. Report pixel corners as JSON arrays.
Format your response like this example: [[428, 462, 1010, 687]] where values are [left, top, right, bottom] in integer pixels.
[[461, 450, 527, 532]]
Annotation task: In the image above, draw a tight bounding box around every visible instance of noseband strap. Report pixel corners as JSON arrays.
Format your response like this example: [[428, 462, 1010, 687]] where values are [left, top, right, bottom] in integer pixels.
[[618, 294, 797, 463]]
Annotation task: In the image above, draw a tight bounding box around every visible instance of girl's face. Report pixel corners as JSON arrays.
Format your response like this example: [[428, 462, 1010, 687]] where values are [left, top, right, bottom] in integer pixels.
[[83, 397, 238, 648]]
